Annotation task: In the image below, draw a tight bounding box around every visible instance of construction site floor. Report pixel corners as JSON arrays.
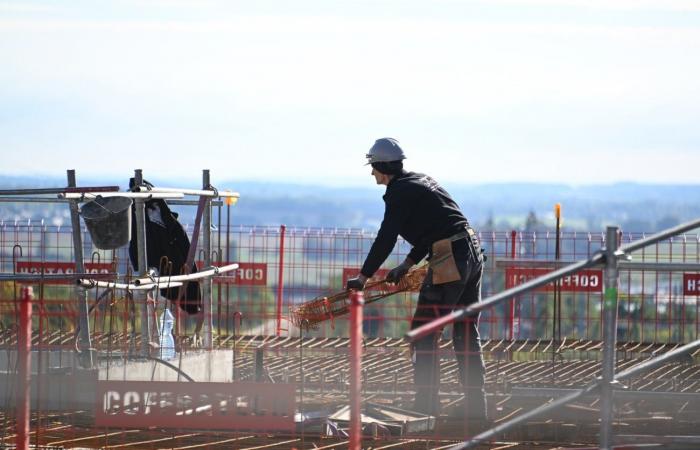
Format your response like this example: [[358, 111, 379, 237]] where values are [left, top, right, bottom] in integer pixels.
[[1, 336, 699, 449]]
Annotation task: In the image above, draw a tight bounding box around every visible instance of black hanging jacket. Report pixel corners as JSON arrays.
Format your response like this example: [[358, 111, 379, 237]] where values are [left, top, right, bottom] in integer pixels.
[[128, 183, 201, 314]]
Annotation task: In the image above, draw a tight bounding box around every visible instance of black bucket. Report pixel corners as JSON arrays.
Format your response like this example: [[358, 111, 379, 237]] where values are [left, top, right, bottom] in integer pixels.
[[80, 196, 133, 250]]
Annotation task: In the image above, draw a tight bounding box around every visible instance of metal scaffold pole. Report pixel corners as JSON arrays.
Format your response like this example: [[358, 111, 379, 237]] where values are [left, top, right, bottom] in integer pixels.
[[67, 170, 94, 367], [600, 225, 620, 449], [349, 290, 364, 450], [17, 287, 32, 450], [134, 169, 152, 356], [276, 224, 286, 337], [202, 169, 213, 349]]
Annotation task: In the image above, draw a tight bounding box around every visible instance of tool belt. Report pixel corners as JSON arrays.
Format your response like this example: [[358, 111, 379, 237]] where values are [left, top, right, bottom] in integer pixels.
[[429, 227, 478, 285]]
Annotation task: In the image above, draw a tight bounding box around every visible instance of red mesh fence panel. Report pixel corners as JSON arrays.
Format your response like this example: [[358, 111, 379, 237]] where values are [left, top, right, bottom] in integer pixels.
[[1, 221, 699, 346], [1, 217, 700, 448]]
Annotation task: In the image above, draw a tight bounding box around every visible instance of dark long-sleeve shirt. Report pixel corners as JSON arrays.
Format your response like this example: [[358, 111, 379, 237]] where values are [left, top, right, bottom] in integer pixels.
[[360, 171, 470, 278]]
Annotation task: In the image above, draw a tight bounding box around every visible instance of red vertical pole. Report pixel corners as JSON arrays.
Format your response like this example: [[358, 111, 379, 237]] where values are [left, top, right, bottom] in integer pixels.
[[276, 225, 286, 336], [508, 230, 516, 340], [349, 290, 364, 450], [17, 286, 32, 450]]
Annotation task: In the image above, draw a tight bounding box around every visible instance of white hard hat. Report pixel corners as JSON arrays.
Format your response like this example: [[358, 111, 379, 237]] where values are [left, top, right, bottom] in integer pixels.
[[365, 138, 406, 165]]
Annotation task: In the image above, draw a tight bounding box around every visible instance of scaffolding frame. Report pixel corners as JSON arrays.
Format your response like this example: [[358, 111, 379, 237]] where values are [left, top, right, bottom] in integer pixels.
[[407, 219, 700, 450], [0, 168, 240, 364]]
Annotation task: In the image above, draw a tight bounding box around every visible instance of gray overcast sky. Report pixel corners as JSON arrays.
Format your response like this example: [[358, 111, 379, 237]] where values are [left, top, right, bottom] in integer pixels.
[[1, 0, 699, 186]]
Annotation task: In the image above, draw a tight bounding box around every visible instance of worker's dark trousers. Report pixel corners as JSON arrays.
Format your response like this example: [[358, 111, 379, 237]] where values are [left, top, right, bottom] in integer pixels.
[[410, 238, 486, 418]]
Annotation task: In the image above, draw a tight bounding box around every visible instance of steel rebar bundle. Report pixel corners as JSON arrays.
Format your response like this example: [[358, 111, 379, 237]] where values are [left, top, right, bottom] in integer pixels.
[[290, 266, 428, 330]]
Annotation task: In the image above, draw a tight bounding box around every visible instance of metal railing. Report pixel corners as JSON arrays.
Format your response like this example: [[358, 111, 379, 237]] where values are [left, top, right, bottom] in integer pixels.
[[407, 219, 700, 450], [452, 338, 700, 450]]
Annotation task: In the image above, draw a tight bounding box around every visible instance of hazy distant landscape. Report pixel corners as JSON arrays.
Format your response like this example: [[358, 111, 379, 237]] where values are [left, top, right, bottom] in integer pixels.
[[2, 175, 700, 234]]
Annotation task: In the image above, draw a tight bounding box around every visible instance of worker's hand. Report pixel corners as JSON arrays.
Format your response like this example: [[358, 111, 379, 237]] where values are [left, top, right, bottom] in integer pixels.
[[346, 275, 367, 291], [385, 260, 413, 284]]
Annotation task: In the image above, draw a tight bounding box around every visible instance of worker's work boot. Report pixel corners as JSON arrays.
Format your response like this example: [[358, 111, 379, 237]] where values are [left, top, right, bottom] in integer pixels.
[[447, 389, 488, 421], [413, 388, 440, 417]]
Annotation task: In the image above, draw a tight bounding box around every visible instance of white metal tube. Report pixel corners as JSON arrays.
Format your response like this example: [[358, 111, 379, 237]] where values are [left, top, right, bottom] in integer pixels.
[[202, 169, 213, 349], [77, 279, 183, 290], [134, 186, 240, 198], [133, 263, 239, 285], [59, 192, 184, 199]]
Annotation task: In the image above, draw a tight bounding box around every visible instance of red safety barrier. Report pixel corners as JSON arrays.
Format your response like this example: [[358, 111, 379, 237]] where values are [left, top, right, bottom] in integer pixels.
[[1, 221, 700, 449], [17, 286, 32, 450], [349, 290, 364, 450], [1, 223, 699, 345]]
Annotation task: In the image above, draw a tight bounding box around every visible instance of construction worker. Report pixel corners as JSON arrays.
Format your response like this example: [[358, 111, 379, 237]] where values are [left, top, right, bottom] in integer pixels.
[[346, 137, 487, 420]]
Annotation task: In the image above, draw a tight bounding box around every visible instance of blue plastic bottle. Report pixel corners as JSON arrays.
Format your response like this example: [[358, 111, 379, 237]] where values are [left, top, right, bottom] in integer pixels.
[[159, 308, 176, 360]]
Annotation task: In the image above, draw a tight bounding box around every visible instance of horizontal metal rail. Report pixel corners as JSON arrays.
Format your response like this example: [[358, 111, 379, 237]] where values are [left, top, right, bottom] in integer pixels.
[[619, 261, 700, 271], [75, 263, 240, 290], [619, 219, 700, 254], [77, 279, 184, 290], [0, 272, 117, 282], [134, 186, 240, 198], [0, 197, 223, 206], [0, 186, 119, 196], [615, 340, 700, 381], [495, 258, 700, 272], [131, 263, 239, 285], [59, 192, 184, 200]]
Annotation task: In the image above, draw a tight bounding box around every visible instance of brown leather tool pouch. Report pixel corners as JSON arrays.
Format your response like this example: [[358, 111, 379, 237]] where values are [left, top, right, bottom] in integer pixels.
[[430, 238, 461, 284]]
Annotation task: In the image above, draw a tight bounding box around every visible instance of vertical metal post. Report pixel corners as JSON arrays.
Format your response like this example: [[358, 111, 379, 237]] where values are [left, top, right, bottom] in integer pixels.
[[600, 225, 620, 450], [225, 201, 231, 335], [299, 320, 307, 449], [216, 199, 222, 336], [17, 287, 32, 450], [133, 169, 152, 356], [276, 224, 286, 336], [67, 170, 93, 367], [349, 290, 364, 450], [202, 170, 213, 349], [508, 230, 516, 340], [554, 203, 562, 342]]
